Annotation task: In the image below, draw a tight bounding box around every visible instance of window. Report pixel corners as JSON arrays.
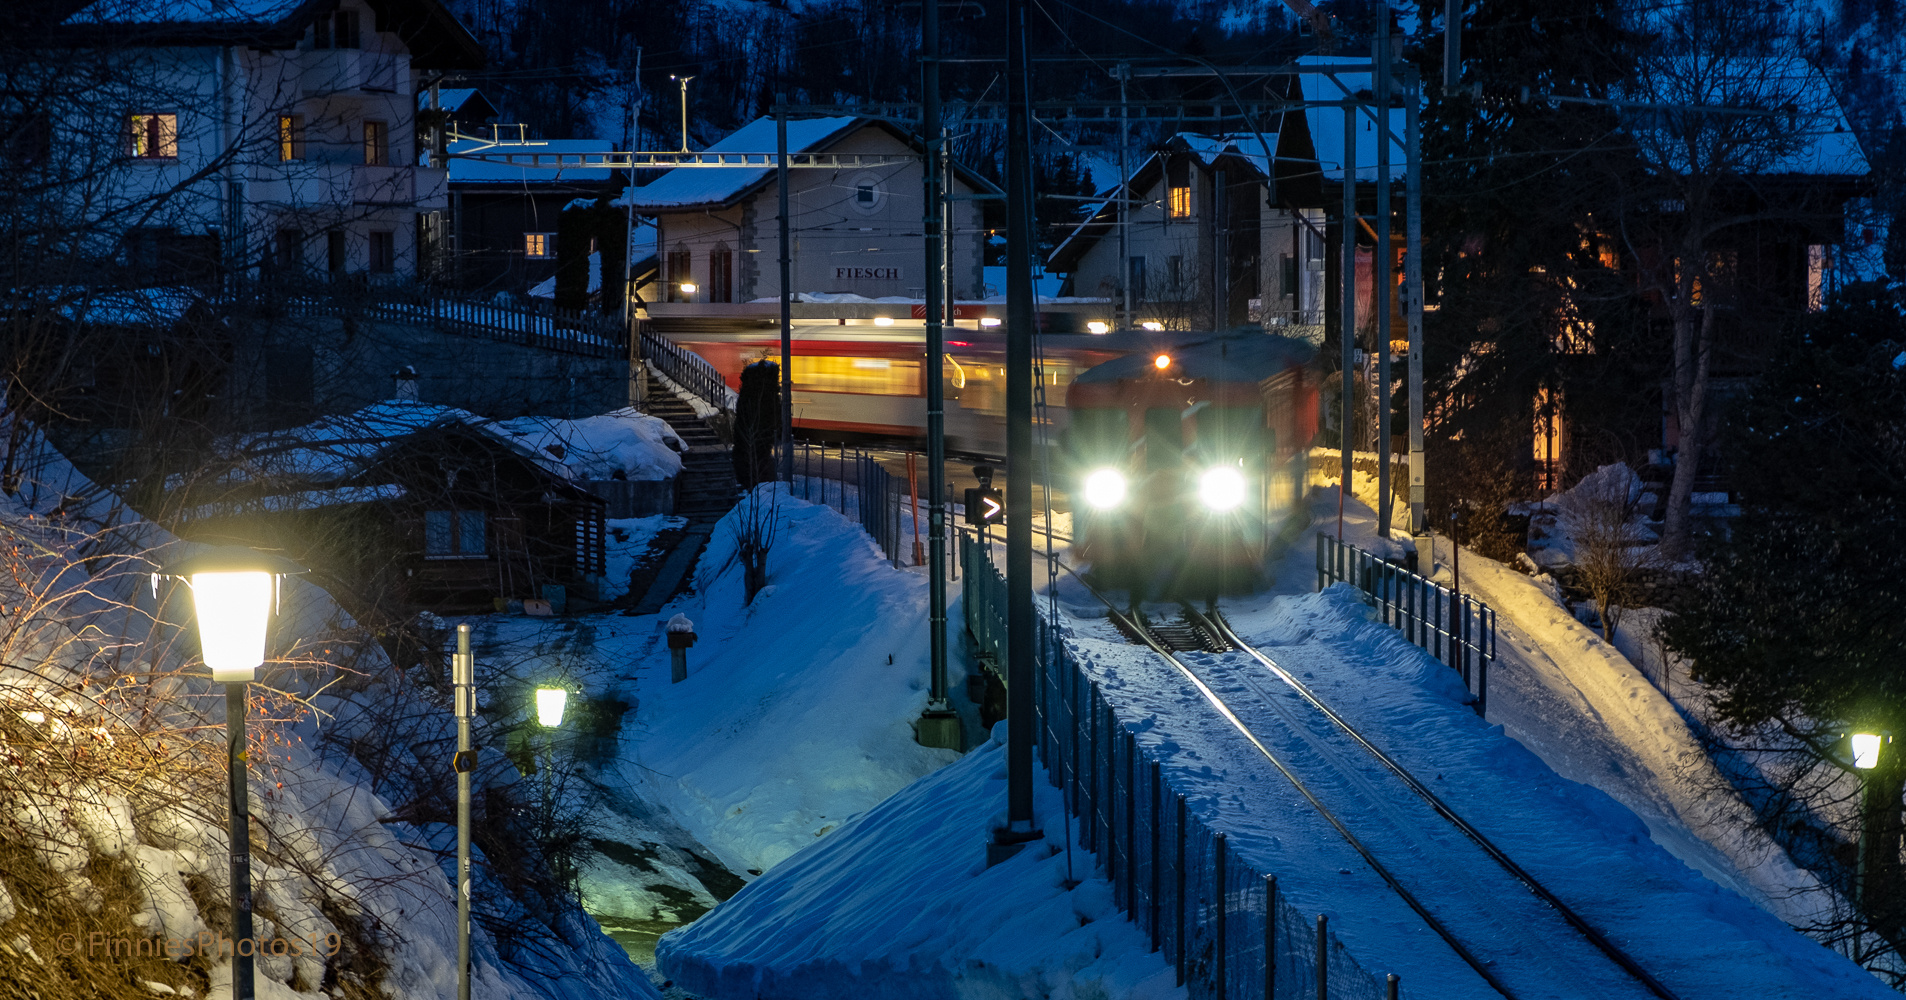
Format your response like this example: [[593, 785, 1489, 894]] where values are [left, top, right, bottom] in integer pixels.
[[524, 233, 553, 258], [1127, 256, 1146, 301], [1280, 254, 1297, 297], [362, 120, 388, 165], [857, 183, 875, 206], [275, 228, 303, 271], [790, 356, 922, 395], [1168, 185, 1191, 219], [327, 230, 346, 273], [1168, 255, 1184, 292], [709, 246, 733, 303], [667, 248, 691, 302], [127, 113, 177, 159], [278, 114, 305, 161], [425, 510, 487, 558], [369, 230, 394, 273], [313, 9, 360, 49]]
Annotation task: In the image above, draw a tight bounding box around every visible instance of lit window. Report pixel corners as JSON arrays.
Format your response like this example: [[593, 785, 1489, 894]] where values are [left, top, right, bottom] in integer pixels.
[[363, 120, 388, 166], [790, 356, 922, 396], [1168, 185, 1191, 219], [525, 233, 553, 258], [279, 114, 305, 161], [128, 113, 178, 159]]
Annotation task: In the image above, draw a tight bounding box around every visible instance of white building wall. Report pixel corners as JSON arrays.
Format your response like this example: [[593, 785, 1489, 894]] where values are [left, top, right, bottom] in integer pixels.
[[649, 126, 986, 304]]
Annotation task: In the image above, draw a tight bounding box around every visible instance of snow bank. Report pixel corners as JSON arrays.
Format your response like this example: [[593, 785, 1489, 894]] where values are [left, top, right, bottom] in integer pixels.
[[657, 723, 1182, 1000], [627, 488, 961, 873], [600, 514, 686, 600]]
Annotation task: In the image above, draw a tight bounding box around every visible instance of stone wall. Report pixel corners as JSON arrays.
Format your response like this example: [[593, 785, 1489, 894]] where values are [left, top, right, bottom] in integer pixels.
[[236, 313, 631, 423]]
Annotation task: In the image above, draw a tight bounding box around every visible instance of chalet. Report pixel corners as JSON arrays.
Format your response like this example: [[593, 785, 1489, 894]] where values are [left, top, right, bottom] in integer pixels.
[[32, 0, 484, 285], [442, 132, 622, 294], [169, 394, 687, 612]]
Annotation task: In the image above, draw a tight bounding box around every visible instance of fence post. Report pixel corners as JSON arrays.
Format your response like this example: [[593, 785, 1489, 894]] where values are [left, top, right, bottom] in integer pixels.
[[1315, 532, 1325, 590], [1151, 758, 1162, 952], [1215, 832, 1227, 1000], [1176, 793, 1187, 986], [1315, 914, 1327, 1000], [1089, 684, 1101, 853], [1264, 875, 1276, 1000], [1386, 973, 1399, 1000], [1474, 603, 1488, 719], [1113, 720, 1128, 906]]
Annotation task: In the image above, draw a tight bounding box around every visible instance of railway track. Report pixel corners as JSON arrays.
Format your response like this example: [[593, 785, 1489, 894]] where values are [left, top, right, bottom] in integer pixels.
[[1092, 594, 1685, 1000]]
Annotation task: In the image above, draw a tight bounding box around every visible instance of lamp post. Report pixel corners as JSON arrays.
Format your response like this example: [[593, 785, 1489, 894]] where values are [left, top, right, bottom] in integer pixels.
[[161, 546, 306, 1000], [669, 75, 696, 153], [1853, 729, 1892, 918], [452, 625, 476, 1000]]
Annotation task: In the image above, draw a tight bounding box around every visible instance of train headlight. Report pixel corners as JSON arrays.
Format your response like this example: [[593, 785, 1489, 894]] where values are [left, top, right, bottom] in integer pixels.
[[1082, 468, 1127, 510], [1198, 466, 1247, 512]]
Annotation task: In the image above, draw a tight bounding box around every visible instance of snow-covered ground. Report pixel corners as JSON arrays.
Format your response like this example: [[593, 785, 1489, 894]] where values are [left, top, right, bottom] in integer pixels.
[[457, 488, 966, 972], [659, 723, 1182, 1000]]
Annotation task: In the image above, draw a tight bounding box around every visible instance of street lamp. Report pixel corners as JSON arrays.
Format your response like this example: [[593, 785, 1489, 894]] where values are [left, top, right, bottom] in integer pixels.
[[160, 546, 305, 1000], [1851, 729, 1893, 918], [534, 687, 568, 824]]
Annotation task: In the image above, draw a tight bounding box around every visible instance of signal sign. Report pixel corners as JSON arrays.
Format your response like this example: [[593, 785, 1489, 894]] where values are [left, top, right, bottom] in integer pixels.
[[964, 486, 1005, 526]]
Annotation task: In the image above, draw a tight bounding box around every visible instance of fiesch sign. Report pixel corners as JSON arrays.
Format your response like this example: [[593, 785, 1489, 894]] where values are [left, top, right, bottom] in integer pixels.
[[835, 266, 902, 281]]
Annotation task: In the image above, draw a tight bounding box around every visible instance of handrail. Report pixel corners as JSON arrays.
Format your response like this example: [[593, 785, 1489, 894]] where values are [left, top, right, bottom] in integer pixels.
[[238, 279, 625, 359], [641, 328, 736, 411]]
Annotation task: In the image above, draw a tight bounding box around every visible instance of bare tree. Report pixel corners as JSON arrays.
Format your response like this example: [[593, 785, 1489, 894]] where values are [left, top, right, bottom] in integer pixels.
[[1615, 0, 1849, 557], [1557, 463, 1650, 641]]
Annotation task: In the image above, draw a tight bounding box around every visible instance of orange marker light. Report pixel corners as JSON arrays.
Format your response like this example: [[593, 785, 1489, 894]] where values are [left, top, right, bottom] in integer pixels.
[[1154, 354, 1171, 370]]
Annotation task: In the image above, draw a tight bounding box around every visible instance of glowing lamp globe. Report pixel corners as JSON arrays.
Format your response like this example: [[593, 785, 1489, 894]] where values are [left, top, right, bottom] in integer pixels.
[[1087, 321, 1110, 334], [1853, 732, 1886, 770], [1153, 354, 1171, 370], [679, 282, 698, 294], [536, 687, 569, 728], [161, 546, 307, 684]]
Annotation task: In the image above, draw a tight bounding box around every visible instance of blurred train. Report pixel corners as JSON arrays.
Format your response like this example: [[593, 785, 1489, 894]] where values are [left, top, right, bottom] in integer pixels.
[[661, 319, 1153, 455], [1064, 332, 1320, 598]]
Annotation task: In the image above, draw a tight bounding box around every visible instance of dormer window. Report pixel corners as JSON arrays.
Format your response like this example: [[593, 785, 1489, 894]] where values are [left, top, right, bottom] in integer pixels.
[[313, 9, 361, 49], [857, 183, 875, 205], [127, 113, 178, 159]]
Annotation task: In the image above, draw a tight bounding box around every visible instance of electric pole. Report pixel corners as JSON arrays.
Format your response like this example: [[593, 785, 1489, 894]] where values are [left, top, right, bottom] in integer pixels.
[[1375, 11, 1395, 536], [918, 0, 959, 748], [991, 0, 1042, 865]]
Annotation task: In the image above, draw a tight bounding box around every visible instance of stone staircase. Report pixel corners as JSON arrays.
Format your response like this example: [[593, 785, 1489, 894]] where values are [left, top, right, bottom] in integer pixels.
[[642, 371, 739, 525], [629, 369, 737, 616]]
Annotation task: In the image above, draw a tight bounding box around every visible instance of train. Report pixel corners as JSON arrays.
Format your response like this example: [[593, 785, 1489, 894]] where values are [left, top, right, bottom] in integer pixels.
[[661, 320, 1155, 455], [1064, 331, 1320, 599]]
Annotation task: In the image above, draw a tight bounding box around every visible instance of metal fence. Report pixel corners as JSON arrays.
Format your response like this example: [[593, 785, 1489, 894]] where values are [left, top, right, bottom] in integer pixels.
[[962, 538, 1393, 1000], [1315, 533, 1496, 716], [790, 442, 911, 568], [641, 327, 737, 412], [246, 280, 624, 358]]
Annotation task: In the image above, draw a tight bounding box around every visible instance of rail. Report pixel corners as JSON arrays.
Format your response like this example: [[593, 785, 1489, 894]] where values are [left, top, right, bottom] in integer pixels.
[[1193, 607, 1682, 1000], [1316, 533, 1496, 716], [961, 537, 1395, 1000], [641, 328, 737, 412], [245, 280, 624, 358]]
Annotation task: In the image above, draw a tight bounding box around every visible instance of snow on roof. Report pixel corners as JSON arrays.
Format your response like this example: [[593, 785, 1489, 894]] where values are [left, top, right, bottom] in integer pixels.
[[446, 138, 617, 184], [61, 287, 202, 326], [1296, 57, 1408, 184], [64, 0, 306, 23], [1623, 56, 1868, 178], [615, 116, 863, 211], [1178, 132, 1278, 175], [229, 399, 685, 486]]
